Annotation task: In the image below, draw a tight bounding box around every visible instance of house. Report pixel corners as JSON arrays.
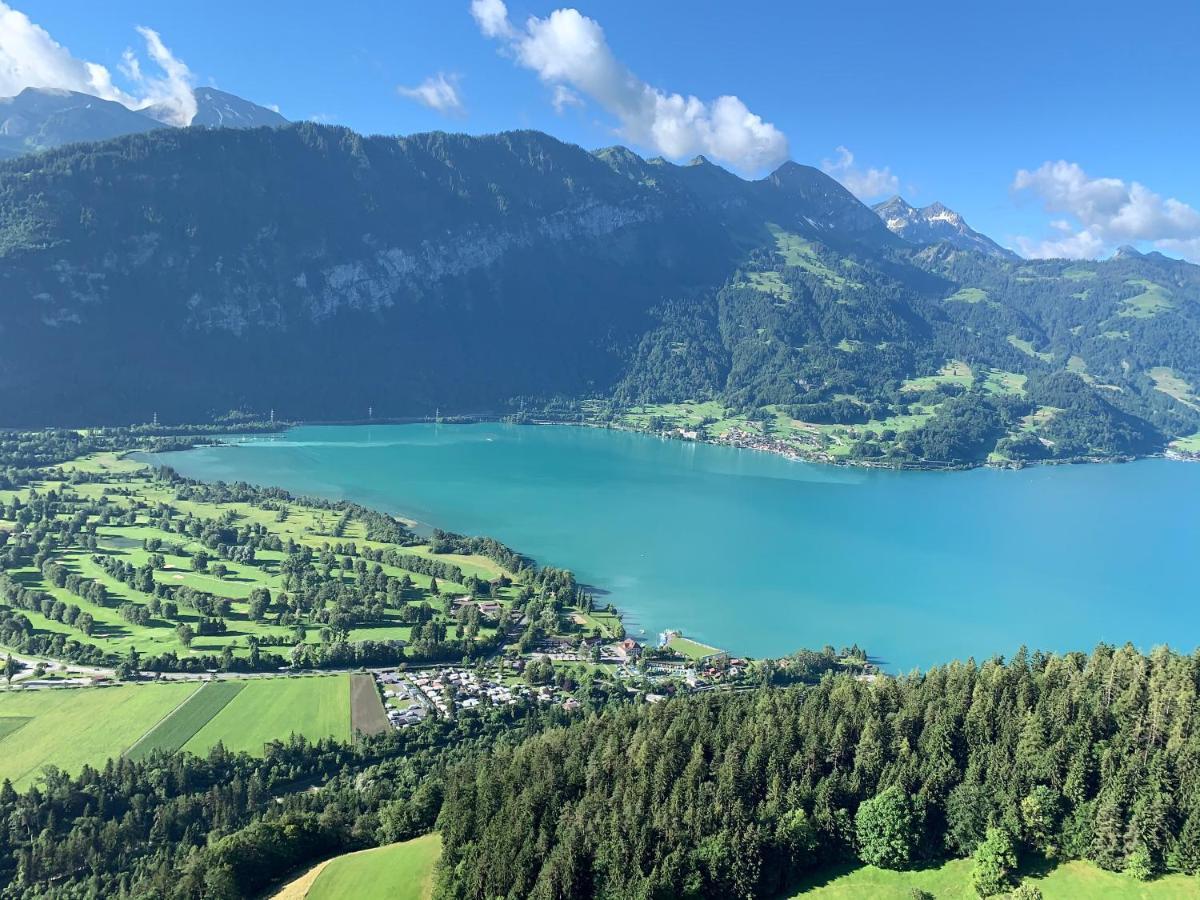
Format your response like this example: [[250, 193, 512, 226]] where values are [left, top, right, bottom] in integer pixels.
[[616, 638, 642, 661]]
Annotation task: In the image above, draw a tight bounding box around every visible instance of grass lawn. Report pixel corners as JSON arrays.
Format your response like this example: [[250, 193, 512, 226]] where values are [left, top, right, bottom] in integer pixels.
[[305, 833, 442, 900], [125, 680, 246, 760], [181, 675, 351, 755], [667, 635, 724, 660], [0, 682, 201, 787], [786, 857, 1200, 898]]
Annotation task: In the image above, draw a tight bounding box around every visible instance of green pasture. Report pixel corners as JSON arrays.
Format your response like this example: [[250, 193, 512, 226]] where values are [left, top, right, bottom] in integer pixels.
[[0, 682, 201, 787], [788, 857, 1200, 898], [180, 675, 351, 755], [305, 833, 442, 900]]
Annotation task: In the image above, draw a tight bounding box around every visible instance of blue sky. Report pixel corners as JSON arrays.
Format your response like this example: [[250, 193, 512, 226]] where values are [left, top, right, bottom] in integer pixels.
[[6, 0, 1200, 259]]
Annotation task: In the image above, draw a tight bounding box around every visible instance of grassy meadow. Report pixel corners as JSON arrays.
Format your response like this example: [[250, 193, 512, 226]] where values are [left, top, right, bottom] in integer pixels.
[[180, 675, 351, 755], [0, 682, 201, 787], [0, 675, 355, 783], [786, 857, 1200, 898], [276, 833, 442, 900]]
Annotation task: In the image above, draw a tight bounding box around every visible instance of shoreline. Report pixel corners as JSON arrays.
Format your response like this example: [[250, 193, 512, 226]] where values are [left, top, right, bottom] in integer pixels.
[[145, 424, 1200, 676], [201, 414, 1179, 474]]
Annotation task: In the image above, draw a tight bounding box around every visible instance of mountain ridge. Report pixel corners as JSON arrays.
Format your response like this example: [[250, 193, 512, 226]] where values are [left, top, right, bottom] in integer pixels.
[[0, 86, 286, 158], [0, 123, 1195, 468]]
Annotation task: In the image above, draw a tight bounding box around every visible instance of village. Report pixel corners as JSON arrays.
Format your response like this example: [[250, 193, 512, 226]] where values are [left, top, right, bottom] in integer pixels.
[[370, 628, 752, 729]]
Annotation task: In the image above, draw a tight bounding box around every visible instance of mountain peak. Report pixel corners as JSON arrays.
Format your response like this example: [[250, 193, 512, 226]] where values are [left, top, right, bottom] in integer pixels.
[[761, 162, 902, 249], [0, 86, 286, 159], [0, 87, 162, 157], [189, 87, 288, 128], [874, 195, 915, 214], [872, 197, 1018, 260]]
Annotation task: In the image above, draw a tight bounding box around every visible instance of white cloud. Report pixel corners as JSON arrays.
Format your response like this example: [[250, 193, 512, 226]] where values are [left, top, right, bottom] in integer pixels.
[[397, 72, 464, 116], [819, 146, 899, 200], [1157, 237, 1200, 262], [470, 0, 515, 40], [1013, 160, 1200, 261], [128, 26, 195, 125], [0, 3, 195, 124], [550, 83, 581, 113], [470, 1, 788, 173], [1013, 228, 1106, 261]]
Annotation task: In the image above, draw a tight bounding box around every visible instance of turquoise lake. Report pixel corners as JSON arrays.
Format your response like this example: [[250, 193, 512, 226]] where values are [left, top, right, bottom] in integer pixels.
[[147, 423, 1200, 670]]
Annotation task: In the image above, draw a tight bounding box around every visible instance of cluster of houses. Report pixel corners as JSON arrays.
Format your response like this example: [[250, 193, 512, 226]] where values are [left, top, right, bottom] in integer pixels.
[[375, 666, 578, 724], [717, 426, 821, 462], [531, 636, 644, 664], [374, 671, 430, 728]]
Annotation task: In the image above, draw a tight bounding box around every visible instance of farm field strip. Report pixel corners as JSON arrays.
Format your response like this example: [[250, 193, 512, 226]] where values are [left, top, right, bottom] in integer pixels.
[[180, 675, 352, 755], [124, 681, 246, 760], [349, 673, 389, 738], [0, 716, 31, 740], [0, 682, 202, 787]]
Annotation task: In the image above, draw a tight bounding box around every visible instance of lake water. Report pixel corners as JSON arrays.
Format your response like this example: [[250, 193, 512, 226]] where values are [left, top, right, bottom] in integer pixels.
[[146, 423, 1200, 670]]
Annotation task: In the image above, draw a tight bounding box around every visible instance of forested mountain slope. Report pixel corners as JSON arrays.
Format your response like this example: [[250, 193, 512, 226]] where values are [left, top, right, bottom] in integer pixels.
[[0, 123, 1197, 465], [435, 646, 1200, 899]]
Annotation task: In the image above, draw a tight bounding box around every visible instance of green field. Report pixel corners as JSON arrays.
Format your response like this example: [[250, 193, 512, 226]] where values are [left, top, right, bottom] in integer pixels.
[[0, 716, 31, 740], [667, 635, 724, 660], [901, 360, 974, 393], [1149, 367, 1198, 409], [1119, 279, 1174, 318], [1170, 432, 1200, 453], [0, 682, 201, 787], [125, 680, 246, 760], [980, 369, 1028, 396], [769, 225, 863, 290], [787, 858, 1200, 898], [304, 834, 441, 900], [181, 675, 351, 755]]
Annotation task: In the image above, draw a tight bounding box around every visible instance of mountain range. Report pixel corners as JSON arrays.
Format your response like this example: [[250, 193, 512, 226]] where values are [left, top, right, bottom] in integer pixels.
[[0, 86, 286, 158], [0, 123, 1195, 465]]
